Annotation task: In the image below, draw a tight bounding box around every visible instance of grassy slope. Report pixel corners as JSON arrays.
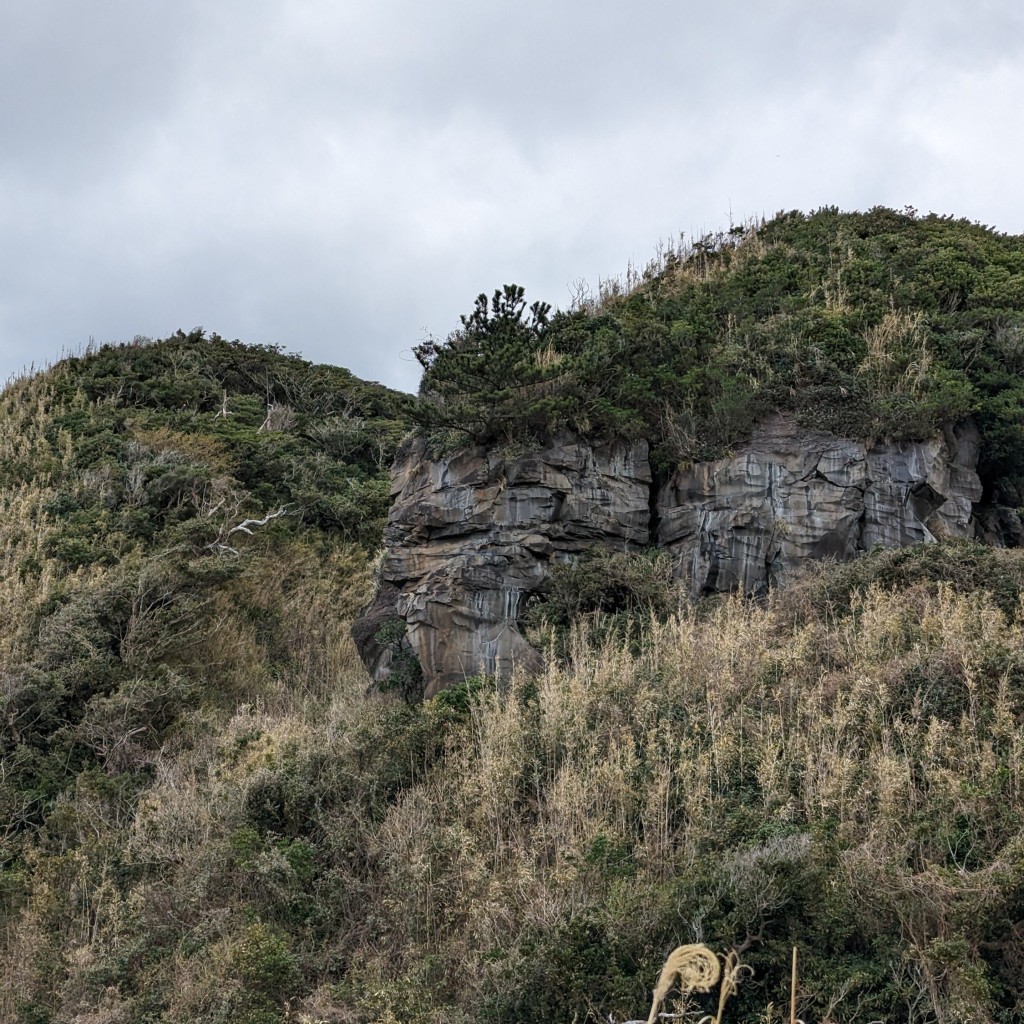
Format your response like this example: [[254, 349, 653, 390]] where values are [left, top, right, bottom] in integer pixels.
[[5, 210, 1024, 1023]]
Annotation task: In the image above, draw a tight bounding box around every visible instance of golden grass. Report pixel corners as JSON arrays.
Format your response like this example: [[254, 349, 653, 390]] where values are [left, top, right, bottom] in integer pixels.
[[645, 943, 720, 1023], [6, 555, 1024, 1021], [859, 309, 932, 395]]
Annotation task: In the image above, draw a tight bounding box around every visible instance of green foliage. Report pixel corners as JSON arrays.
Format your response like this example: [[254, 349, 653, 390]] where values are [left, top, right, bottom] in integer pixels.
[[778, 539, 1024, 623], [431, 675, 486, 718], [373, 617, 424, 703], [530, 548, 677, 624], [415, 210, 1024, 492], [2, 330, 408, 544], [0, 331, 411, 1018], [483, 916, 650, 1023], [584, 832, 636, 878], [413, 284, 578, 444], [523, 548, 677, 657], [229, 922, 301, 999], [7, 540, 1024, 1022]]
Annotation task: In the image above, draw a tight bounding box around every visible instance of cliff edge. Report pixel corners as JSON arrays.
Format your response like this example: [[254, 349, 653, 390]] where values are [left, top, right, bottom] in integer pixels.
[[354, 416, 1003, 697]]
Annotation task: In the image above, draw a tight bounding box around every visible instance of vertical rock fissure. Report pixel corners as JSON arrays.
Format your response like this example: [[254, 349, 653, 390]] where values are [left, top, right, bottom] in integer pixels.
[[355, 420, 988, 696], [647, 458, 663, 548], [854, 483, 869, 552]]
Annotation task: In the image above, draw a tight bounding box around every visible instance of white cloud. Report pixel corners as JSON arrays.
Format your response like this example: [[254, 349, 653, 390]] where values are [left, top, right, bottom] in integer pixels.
[[2, 0, 1023, 390]]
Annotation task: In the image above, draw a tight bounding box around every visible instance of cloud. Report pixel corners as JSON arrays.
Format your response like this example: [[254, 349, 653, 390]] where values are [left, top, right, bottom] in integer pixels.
[[3, 0, 1024, 391]]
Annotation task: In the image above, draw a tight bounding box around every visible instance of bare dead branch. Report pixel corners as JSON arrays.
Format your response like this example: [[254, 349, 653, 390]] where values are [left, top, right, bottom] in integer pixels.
[[205, 505, 293, 555]]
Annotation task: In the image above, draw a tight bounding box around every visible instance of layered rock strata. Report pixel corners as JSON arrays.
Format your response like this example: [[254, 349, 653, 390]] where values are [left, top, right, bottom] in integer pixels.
[[354, 437, 651, 698], [355, 418, 987, 696], [659, 417, 983, 597]]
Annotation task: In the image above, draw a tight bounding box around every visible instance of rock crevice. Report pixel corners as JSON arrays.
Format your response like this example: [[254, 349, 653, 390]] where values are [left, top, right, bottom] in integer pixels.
[[355, 417, 990, 696]]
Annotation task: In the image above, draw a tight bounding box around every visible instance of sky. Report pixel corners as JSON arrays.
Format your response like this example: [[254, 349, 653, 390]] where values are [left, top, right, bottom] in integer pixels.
[[3, 0, 1024, 395]]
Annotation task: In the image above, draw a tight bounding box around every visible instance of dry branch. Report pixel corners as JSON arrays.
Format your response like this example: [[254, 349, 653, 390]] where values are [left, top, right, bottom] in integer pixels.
[[205, 505, 293, 555]]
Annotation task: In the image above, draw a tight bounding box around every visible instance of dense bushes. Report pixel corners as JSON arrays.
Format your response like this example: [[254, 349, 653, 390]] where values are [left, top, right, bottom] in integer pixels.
[[522, 548, 678, 659], [4, 330, 408, 543], [8, 547, 1024, 1021], [777, 539, 1024, 624], [0, 333, 409, 951], [415, 209, 1024, 488]]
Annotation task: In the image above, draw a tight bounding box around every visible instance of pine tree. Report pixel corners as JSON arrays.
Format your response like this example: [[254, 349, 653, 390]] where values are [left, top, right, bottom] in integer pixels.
[[413, 284, 575, 443]]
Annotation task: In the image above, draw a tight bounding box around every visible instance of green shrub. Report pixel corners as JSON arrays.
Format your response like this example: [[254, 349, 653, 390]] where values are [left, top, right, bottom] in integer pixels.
[[776, 540, 1024, 624], [373, 617, 424, 703], [523, 548, 678, 657], [483, 916, 650, 1024]]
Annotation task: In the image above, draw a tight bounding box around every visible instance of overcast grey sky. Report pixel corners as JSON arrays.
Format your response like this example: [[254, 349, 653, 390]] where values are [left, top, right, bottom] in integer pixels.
[[3, 0, 1023, 393]]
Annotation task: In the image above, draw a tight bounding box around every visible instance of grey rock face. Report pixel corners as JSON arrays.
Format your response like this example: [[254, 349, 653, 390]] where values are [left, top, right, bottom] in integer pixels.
[[355, 418, 988, 696], [658, 416, 983, 597], [354, 436, 651, 698]]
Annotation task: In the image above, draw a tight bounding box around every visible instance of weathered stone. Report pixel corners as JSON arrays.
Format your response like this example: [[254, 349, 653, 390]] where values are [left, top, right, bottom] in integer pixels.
[[355, 417, 991, 697], [658, 416, 983, 597], [355, 436, 651, 698]]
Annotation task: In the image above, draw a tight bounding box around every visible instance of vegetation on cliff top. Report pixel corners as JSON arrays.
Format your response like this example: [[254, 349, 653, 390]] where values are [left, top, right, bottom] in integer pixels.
[[415, 208, 1024, 495], [5, 210, 1024, 1023], [0, 330, 407, 877]]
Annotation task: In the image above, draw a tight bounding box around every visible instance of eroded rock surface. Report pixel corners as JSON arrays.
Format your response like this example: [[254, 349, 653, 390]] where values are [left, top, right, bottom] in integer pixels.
[[355, 418, 988, 696], [354, 436, 651, 698], [658, 417, 983, 598]]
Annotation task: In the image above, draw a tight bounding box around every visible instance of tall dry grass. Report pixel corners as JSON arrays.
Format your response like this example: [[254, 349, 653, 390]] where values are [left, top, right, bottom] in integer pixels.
[[371, 584, 1022, 1021], [6, 548, 1024, 1021]]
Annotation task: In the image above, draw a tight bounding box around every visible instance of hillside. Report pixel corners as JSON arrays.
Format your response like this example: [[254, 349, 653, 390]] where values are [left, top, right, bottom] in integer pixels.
[[4, 209, 1024, 1023], [0, 333, 411, 1019], [415, 207, 1024, 497], [367, 208, 1024, 701]]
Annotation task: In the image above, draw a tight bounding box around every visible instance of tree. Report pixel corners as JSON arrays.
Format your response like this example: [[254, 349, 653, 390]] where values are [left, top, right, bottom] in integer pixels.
[[413, 284, 574, 443]]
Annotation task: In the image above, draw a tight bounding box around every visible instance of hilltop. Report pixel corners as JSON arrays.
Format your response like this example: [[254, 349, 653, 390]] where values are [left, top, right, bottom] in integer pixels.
[[416, 207, 1024, 496], [0, 332, 410, 966], [3, 210, 1024, 1023]]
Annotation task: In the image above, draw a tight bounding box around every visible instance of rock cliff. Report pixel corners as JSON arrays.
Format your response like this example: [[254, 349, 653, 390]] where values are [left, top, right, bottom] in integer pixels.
[[354, 436, 651, 698], [660, 416, 983, 598], [355, 417, 991, 697]]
